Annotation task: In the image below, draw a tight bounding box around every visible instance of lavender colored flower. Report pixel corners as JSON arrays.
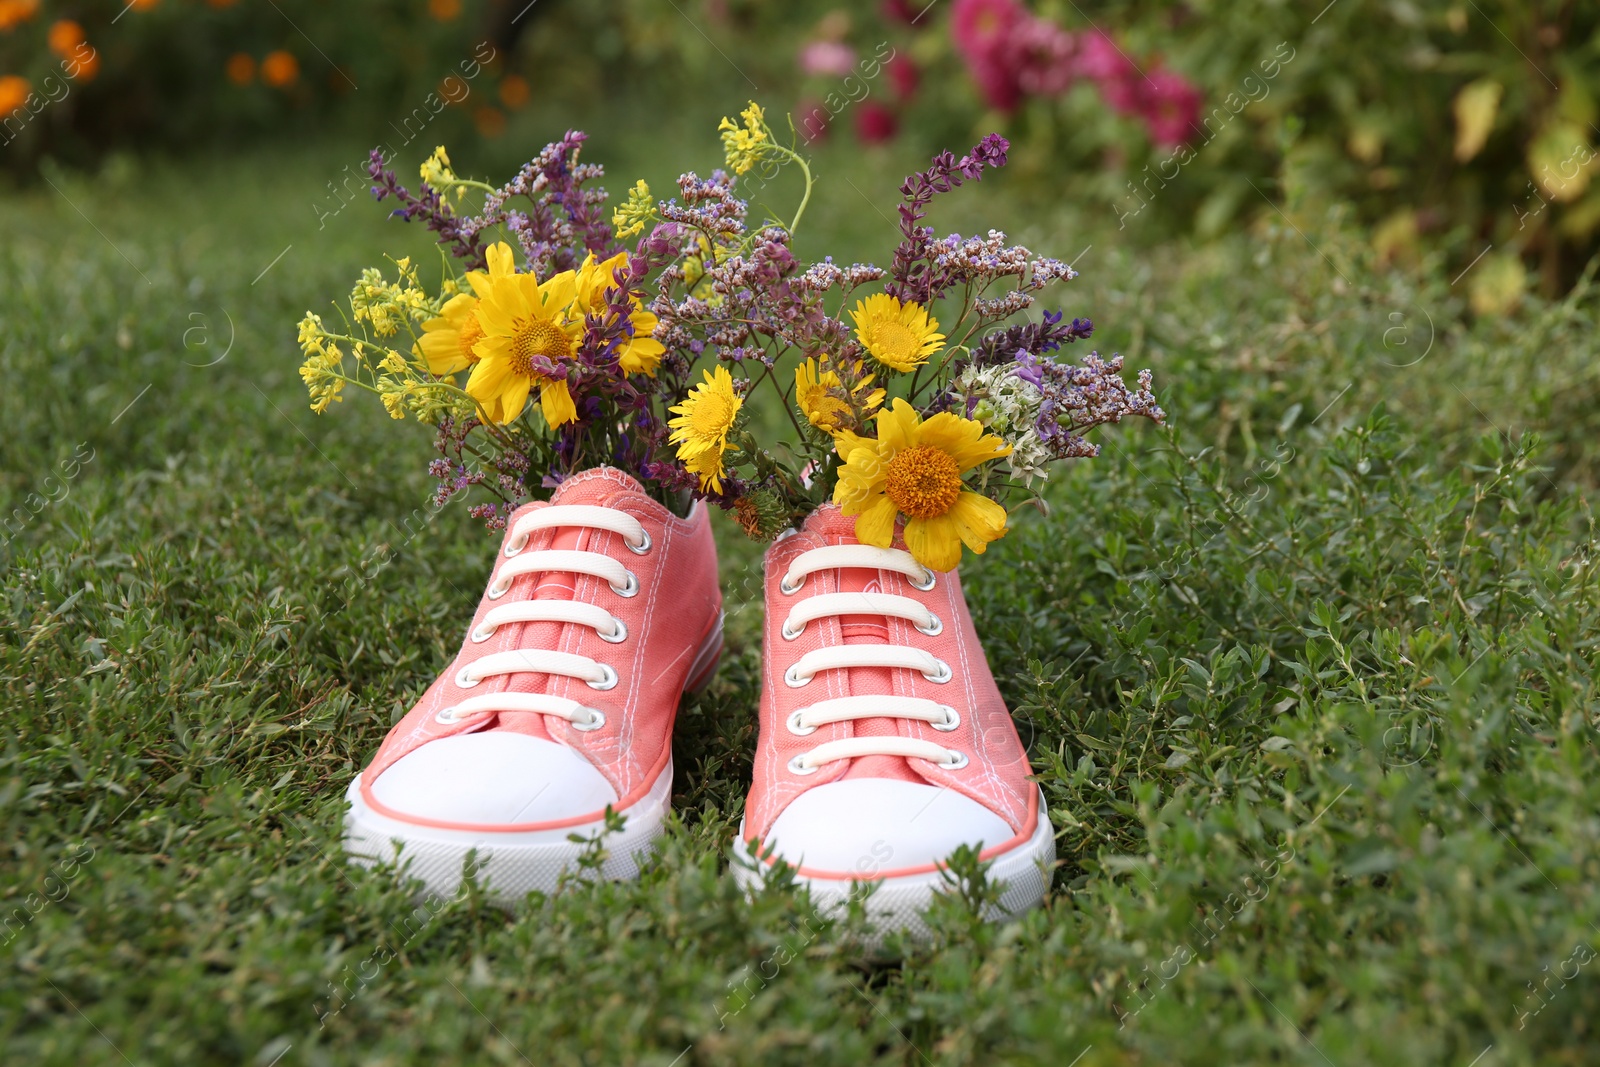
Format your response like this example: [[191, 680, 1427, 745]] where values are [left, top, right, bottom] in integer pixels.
[[886, 134, 1011, 306], [367, 149, 487, 269]]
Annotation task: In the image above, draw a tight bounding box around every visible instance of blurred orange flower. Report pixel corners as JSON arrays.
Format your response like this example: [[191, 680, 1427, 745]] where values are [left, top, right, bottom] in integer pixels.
[[0, 0, 40, 32], [129, 0, 160, 10], [474, 105, 506, 138], [499, 74, 530, 110], [46, 18, 82, 56], [0, 75, 28, 116], [429, 0, 461, 19], [71, 49, 99, 81], [261, 51, 299, 88], [226, 53, 255, 86]]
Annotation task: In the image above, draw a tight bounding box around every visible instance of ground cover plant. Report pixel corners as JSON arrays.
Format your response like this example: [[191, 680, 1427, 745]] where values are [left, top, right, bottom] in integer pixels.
[[2, 126, 1599, 1065]]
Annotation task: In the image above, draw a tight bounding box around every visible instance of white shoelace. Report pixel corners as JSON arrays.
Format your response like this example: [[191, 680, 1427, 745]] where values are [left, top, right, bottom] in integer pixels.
[[437, 505, 649, 733], [777, 544, 967, 775]]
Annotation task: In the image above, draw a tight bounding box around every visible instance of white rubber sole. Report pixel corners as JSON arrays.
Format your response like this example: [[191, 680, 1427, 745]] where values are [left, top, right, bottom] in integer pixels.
[[731, 791, 1055, 942], [344, 755, 675, 903], [343, 613, 725, 903]]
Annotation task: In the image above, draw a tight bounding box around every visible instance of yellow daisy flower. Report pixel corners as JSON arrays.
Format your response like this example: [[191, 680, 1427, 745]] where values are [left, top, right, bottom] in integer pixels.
[[795, 357, 884, 434], [832, 399, 1011, 572], [413, 292, 483, 375], [465, 242, 583, 427], [574, 251, 666, 377], [850, 293, 945, 372], [668, 366, 742, 493]]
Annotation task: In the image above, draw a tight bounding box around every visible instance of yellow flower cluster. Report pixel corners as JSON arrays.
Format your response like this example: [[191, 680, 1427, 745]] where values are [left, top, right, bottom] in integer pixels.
[[348, 258, 436, 338], [718, 101, 769, 176], [297, 259, 458, 423], [420, 145, 464, 202], [611, 178, 655, 239], [296, 312, 346, 415]]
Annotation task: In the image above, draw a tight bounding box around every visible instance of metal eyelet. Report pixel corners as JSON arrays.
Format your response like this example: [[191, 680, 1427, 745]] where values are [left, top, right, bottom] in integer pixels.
[[572, 707, 606, 732], [786, 709, 817, 736], [587, 664, 619, 691], [611, 571, 639, 598], [626, 530, 652, 555], [780, 574, 804, 595], [599, 618, 628, 643], [787, 754, 819, 776], [923, 659, 953, 684], [435, 707, 461, 724], [781, 618, 804, 640], [455, 669, 480, 689], [932, 705, 960, 732], [940, 750, 969, 770], [486, 579, 510, 601], [784, 664, 812, 688], [504, 534, 529, 557], [470, 623, 496, 644], [908, 568, 937, 591], [915, 612, 943, 637]]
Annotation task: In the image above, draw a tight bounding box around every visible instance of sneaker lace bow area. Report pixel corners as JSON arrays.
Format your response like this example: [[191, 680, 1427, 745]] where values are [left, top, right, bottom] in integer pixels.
[[435, 504, 652, 733], [777, 543, 969, 776]]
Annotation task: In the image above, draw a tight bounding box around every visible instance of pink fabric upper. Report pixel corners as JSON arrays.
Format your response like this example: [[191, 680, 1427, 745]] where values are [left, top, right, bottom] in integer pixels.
[[360, 467, 722, 829], [745, 505, 1037, 843]]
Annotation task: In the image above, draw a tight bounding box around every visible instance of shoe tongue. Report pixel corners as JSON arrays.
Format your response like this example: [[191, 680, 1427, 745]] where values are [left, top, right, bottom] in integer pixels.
[[797, 506, 923, 785], [550, 466, 647, 503], [532, 467, 649, 594], [798, 502, 863, 544]]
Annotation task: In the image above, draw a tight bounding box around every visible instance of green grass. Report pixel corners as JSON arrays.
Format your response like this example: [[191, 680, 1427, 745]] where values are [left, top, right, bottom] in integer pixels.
[[3, 130, 1600, 1066]]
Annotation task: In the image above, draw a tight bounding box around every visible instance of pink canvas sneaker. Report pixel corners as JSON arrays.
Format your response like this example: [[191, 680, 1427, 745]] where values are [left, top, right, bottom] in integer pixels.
[[734, 505, 1054, 937], [344, 467, 723, 901]]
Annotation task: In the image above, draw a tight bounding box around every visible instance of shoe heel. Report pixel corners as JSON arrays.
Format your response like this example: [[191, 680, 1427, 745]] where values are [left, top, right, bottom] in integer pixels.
[[682, 612, 725, 695]]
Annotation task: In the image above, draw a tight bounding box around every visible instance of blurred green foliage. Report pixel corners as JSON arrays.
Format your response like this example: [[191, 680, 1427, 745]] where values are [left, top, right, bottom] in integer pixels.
[[0, 0, 517, 173], [9, 1, 1598, 299]]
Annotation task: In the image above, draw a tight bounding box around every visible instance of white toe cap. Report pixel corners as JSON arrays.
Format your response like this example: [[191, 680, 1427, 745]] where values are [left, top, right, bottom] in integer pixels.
[[370, 732, 618, 826], [762, 779, 1013, 876]]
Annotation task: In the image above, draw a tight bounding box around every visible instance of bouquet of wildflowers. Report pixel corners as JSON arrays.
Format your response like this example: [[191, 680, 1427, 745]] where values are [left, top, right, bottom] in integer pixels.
[[296, 104, 1164, 570]]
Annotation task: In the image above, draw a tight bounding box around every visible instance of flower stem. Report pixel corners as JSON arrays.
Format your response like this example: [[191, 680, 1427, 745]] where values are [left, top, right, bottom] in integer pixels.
[[771, 145, 814, 236]]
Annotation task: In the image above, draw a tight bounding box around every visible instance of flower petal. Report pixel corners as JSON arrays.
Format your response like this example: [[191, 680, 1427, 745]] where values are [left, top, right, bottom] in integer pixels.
[[853, 495, 897, 548], [486, 242, 518, 278], [948, 492, 1009, 553], [874, 398, 919, 454], [417, 329, 468, 374], [540, 380, 577, 427], [539, 271, 578, 314], [904, 514, 963, 572]]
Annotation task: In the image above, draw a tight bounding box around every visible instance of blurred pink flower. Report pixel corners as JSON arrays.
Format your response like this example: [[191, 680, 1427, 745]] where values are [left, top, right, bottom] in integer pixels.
[[947, 3, 1202, 141], [856, 100, 899, 143], [1076, 30, 1137, 83], [1004, 17, 1078, 97], [951, 0, 1024, 63], [887, 53, 921, 102], [1136, 69, 1201, 145], [968, 57, 1023, 111], [799, 40, 858, 78], [881, 0, 924, 25]]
